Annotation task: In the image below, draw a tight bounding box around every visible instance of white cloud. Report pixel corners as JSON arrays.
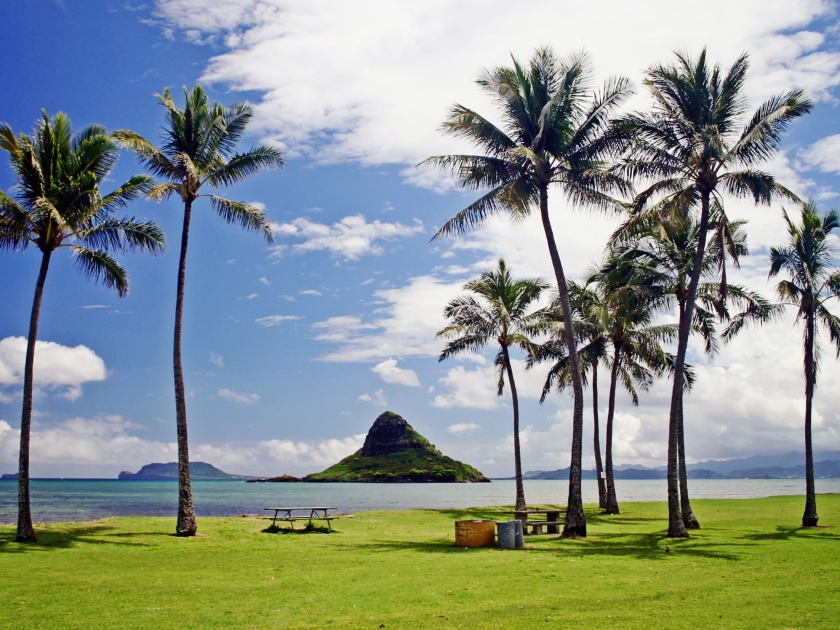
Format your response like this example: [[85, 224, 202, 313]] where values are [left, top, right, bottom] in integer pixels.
[[0, 416, 364, 477], [245, 293, 259, 299], [299, 289, 323, 296], [154, 0, 840, 174], [271, 215, 424, 261], [209, 352, 224, 368], [312, 276, 464, 361], [255, 315, 302, 327], [358, 389, 387, 406], [371, 358, 421, 387], [446, 422, 480, 435], [259, 276, 270, 285], [217, 388, 260, 404], [0, 336, 106, 401], [800, 134, 840, 174], [432, 365, 498, 410], [80, 305, 108, 309]]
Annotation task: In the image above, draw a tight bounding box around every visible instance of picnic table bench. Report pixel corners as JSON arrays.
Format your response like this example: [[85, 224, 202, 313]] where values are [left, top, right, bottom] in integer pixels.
[[264, 507, 338, 531], [501, 508, 566, 535]]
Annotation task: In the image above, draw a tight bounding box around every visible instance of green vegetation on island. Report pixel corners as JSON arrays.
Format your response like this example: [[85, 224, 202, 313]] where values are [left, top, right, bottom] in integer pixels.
[[1, 496, 838, 629], [304, 411, 489, 483]]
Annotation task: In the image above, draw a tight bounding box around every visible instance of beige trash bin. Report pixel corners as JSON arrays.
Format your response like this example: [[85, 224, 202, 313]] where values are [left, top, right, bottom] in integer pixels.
[[454, 520, 496, 547]]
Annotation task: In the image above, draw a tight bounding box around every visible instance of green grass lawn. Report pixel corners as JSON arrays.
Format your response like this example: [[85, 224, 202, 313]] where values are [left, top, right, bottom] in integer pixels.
[[1, 495, 838, 629]]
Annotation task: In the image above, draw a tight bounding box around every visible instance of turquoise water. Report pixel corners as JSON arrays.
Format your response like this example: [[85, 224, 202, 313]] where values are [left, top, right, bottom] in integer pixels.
[[2, 478, 839, 523]]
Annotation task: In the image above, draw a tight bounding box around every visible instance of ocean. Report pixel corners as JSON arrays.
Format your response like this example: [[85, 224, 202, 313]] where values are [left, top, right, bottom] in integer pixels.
[[1, 478, 839, 523]]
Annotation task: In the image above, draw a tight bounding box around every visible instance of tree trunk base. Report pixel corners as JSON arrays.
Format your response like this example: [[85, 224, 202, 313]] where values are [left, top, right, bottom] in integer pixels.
[[667, 526, 689, 538], [605, 505, 620, 515], [15, 531, 37, 543], [802, 515, 819, 527], [175, 528, 197, 537], [683, 512, 701, 529], [559, 529, 585, 539]]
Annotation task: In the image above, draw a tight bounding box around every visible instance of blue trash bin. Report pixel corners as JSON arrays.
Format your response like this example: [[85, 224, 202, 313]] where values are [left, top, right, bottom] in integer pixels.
[[513, 519, 525, 548], [497, 521, 517, 549]]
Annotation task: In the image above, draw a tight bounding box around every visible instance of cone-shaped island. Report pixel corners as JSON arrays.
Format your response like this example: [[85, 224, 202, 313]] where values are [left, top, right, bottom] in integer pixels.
[[305, 411, 489, 482]]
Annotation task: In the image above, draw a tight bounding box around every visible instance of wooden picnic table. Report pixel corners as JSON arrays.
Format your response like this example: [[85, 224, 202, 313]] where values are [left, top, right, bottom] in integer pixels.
[[264, 507, 338, 530], [501, 508, 566, 535]]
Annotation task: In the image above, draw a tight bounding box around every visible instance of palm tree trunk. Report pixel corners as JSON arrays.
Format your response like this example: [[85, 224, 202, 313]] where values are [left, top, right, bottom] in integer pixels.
[[592, 365, 607, 509], [802, 314, 818, 527], [604, 344, 620, 515], [16, 249, 52, 543], [678, 398, 700, 529], [667, 192, 713, 538], [174, 198, 197, 537], [537, 184, 586, 537], [502, 345, 526, 511]]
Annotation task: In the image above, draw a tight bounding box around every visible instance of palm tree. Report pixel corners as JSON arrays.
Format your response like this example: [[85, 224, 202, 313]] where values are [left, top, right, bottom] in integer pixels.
[[114, 86, 283, 536], [769, 201, 840, 527], [618, 49, 811, 537], [436, 259, 548, 510], [0, 111, 164, 543], [424, 48, 632, 537], [585, 258, 675, 514], [613, 207, 778, 528]]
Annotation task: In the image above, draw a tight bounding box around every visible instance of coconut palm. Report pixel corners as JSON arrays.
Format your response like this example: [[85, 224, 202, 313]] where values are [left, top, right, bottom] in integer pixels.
[[617, 49, 811, 537], [613, 206, 778, 528], [0, 112, 164, 542], [437, 259, 549, 510], [424, 48, 632, 537], [769, 201, 840, 527], [114, 85, 283, 536]]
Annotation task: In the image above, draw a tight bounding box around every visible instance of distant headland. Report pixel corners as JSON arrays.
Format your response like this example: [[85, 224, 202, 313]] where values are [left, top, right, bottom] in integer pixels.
[[118, 462, 254, 481]]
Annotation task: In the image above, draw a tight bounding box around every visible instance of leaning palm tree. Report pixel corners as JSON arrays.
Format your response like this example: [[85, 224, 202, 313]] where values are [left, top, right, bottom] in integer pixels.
[[617, 49, 811, 537], [769, 201, 840, 527], [0, 112, 164, 543], [613, 207, 777, 527], [424, 48, 632, 537], [114, 85, 283, 536], [437, 259, 548, 510]]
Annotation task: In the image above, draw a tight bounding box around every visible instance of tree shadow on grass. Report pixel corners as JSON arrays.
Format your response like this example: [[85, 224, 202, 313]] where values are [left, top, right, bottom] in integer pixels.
[[740, 525, 840, 542], [0, 523, 154, 553]]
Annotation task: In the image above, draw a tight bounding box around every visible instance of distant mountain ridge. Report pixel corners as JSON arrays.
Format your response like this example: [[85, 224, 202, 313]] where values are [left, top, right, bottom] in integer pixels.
[[517, 455, 840, 481], [118, 462, 253, 480]]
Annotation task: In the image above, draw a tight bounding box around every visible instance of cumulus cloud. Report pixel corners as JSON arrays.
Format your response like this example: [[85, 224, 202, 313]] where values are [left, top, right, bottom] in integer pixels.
[[259, 277, 270, 285], [255, 315, 302, 327], [371, 358, 421, 387], [299, 289, 322, 296], [209, 352, 224, 368], [217, 388, 260, 404], [358, 389, 387, 406], [0, 416, 365, 477], [800, 134, 840, 174], [446, 422, 480, 435], [0, 336, 106, 401], [270, 215, 424, 261], [153, 0, 840, 174], [312, 276, 465, 361]]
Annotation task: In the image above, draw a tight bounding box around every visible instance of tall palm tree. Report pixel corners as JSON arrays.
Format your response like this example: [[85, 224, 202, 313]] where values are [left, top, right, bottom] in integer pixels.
[[618, 49, 811, 537], [436, 259, 548, 510], [585, 258, 675, 514], [769, 201, 840, 527], [114, 86, 283, 536], [424, 48, 632, 537], [0, 112, 164, 543], [613, 207, 778, 528]]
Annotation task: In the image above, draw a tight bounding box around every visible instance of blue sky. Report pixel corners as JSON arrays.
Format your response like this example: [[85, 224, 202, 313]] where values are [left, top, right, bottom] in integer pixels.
[[3, 0, 840, 477]]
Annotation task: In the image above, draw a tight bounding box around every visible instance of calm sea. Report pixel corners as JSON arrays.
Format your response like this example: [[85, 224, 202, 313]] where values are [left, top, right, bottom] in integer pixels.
[[1, 478, 839, 523]]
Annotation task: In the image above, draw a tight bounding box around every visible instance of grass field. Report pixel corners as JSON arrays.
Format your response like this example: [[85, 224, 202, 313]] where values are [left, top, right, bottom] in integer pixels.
[[1, 495, 838, 629]]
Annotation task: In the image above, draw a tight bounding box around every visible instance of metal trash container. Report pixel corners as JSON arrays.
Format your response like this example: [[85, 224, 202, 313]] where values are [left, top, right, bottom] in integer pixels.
[[513, 519, 525, 548], [496, 521, 517, 549]]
